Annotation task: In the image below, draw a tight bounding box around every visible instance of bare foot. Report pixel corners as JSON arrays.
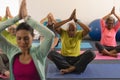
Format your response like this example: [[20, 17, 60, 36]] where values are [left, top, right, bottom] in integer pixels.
[[101, 49, 110, 55], [108, 53, 118, 58], [109, 50, 118, 57], [101, 49, 118, 57], [60, 66, 75, 74]]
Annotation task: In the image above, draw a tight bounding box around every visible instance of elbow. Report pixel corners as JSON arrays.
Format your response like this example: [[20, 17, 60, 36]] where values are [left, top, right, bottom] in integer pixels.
[[51, 31, 55, 39], [86, 30, 90, 34], [87, 28, 90, 32], [54, 23, 60, 30], [47, 30, 55, 40], [86, 27, 90, 33], [48, 31, 55, 44]]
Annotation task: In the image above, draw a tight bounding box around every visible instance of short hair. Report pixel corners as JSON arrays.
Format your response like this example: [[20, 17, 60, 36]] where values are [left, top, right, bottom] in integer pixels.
[[16, 22, 34, 37], [67, 22, 76, 30], [105, 17, 115, 25]]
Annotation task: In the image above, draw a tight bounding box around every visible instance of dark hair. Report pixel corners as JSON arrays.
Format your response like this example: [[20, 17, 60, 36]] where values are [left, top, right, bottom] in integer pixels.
[[105, 17, 115, 25], [16, 22, 34, 36]]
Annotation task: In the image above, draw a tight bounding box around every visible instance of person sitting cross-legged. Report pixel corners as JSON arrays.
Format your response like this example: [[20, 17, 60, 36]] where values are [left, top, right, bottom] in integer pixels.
[[48, 9, 96, 74]]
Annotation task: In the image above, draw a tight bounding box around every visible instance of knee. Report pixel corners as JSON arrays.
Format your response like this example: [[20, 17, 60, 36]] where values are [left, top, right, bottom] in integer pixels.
[[47, 50, 58, 60], [95, 42, 100, 47], [95, 42, 104, 52], [48, 51, 55, 58], [91, 51, 96, 59], [115, 46, 120, 53], [86, 50, 96, 59]]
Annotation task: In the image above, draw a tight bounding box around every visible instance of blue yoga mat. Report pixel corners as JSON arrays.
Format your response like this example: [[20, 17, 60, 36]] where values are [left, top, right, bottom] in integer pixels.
[[32, 41, 92, 49], [47, 64, 120, 79], [55, 42, 92, 49]]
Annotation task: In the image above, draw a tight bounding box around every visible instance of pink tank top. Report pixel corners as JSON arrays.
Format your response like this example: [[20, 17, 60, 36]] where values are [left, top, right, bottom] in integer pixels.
[[100, 19, 120, 46], [13, 55, 41, 80]]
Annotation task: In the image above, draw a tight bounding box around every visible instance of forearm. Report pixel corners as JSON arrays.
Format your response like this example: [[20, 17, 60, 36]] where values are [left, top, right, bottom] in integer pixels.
[[51, 37, 59, 49], [40, 17, 47, 23], [54, 19, 70, 29], [26, 17, 55, 57], [0, 16, 20, 32], [114, 13, 120, 22], [102, 13, 111, 20], [26, 17, 55, 39], [51, 43, 56, 49], [76, 21, 90, 32]]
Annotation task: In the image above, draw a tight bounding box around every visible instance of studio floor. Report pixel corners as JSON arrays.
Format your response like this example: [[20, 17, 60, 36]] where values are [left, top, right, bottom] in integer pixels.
[[45, 38, 120, 80]]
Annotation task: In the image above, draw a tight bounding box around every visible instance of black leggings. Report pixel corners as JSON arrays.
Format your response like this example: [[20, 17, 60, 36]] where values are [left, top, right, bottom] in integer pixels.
[[95, 42, 120, 53], [48, 50, 96, 74]]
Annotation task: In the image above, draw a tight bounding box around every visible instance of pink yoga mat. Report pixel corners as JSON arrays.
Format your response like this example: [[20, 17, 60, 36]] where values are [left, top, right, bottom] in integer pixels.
[[0, 75, 8, 79], [94, 51, 120, 60], [57, 51, 120, 60]]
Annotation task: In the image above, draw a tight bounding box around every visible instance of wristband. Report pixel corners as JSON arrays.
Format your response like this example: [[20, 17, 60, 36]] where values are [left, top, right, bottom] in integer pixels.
[[74, 19, 78, 22]]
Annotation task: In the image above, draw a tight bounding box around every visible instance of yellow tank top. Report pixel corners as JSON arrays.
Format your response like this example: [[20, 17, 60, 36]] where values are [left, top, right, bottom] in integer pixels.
[[61, 29, 83, 57]]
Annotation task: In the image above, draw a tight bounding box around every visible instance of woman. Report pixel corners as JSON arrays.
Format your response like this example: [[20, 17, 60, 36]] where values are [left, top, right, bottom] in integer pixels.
[[0, 0, 54, 80], [40, 13, 59, 50], [95, 6, 120, 57]]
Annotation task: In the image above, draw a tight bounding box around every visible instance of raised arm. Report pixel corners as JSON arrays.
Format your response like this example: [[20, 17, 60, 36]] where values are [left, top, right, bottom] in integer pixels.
[[40, 13, 58, 50], [0, 0, 28, 56], [54, 9, 76, 34], [0, 7, 10, 21], [18, 0, 54, 57], [102, 7, 115, 20], [54, 19, 70, 34], [19, 0, 27, 19], [40, 13, 57, 24], [3, 6, 13, 19], [102, 13, 112, 20], [40, 15, 48, 24], [48, 13, 57, 24], [25, 17, 55, 57], [0, 16, 19, 32], [112, 7, 120, 22], [6, 6, 13, 18], [0, 0, 27, 32], [51, 37, 59, 50], [73, 10, 90, 37]]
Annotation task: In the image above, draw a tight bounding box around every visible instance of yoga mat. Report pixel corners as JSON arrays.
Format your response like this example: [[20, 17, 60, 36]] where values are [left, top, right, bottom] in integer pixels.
[[0, 75, 8, 79], [56, 51, 120, 60], [32, 40, 120, 60], [47, 64, 120, 79], [55, 42, 92, 49], [94, 51, 120, 60], [32, 41, 92, 49]]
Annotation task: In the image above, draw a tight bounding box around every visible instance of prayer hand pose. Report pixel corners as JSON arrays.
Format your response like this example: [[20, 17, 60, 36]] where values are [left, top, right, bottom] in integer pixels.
[[0, 0, 54, 80], [95, 6, 120, 57], [48, 9, 95, 74]]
